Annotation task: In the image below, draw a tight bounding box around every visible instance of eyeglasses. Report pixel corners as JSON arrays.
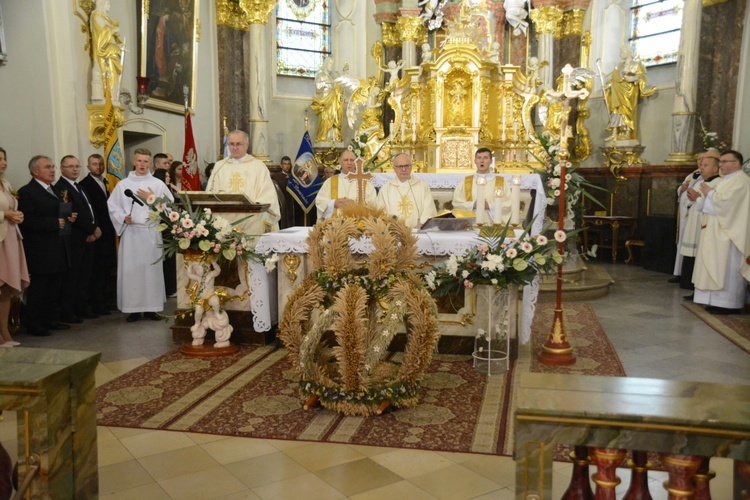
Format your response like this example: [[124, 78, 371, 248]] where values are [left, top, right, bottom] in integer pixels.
[[719, 159, 739, 164], [394, 164, 412, 170]]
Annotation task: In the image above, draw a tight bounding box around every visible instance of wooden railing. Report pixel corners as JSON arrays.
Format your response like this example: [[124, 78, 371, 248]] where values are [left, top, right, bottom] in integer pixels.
[[514, 373, 750, 499]]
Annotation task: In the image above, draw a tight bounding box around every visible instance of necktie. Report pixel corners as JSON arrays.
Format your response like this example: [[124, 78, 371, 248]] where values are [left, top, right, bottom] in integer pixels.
[[46, 185, 58, 199]]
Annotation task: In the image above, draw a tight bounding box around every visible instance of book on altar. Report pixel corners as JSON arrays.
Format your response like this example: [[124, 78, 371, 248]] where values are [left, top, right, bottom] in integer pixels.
[[178, 191, 270, 212], [420, 209, 476, 231]]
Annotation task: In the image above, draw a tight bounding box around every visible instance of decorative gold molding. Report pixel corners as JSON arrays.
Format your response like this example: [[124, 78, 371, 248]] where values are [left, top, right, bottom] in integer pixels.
[[283, 254, 302, 285], [216, 0, 250, 31], [87, 103, 124, 149], [196, 18, 202, 42], [241, 0, 275, 25], [529, 5, 563, 38], [382, 22, 401, 47], [560, 9, 585, 38], [396, 14, 424, 43]]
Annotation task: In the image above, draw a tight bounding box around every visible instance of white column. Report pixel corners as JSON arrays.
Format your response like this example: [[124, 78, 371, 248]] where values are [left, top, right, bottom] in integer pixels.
[[397, 12, 422, 69], [537, 34, 555, 88], [666, 0, 701, 162], [248, 23, 269, 162], [529, 6, 563, 89]]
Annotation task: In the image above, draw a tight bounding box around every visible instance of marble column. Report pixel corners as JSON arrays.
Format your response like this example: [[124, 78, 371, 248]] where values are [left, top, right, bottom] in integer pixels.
[[666, 0, 702, 163], [244, 0, 276, 163], [530, 4, 563, 89], [397, 11, 423, 69]]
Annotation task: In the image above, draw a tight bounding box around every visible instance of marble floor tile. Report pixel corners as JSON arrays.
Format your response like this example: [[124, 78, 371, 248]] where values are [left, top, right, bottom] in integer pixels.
[[98, 459, 157, 496], [314, 457, 404, 496], [137, 445, 221, 481], [100, 482, 172, 499], [200, 436, 279, 465], [224, 451, 309, 489], [349, 480, 438, 500], [251, 472, 347, 500], [282, 442, 366, 472], [408, 464, 502, 500], [158, 466, 249, 500], [369, 448, 455, 478], [119, 429, 196, 459]]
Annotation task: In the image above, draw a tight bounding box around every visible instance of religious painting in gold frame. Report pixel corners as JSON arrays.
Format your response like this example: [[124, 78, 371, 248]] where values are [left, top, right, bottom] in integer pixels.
[[137, 0, 199, 113]]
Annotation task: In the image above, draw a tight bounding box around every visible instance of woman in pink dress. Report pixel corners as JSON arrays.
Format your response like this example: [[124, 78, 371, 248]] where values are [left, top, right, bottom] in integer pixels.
[[0, 147, 30, 346]]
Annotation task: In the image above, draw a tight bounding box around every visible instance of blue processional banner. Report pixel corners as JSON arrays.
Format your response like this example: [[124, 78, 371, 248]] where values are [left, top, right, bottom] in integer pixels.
[[287, 131, 323, 213]]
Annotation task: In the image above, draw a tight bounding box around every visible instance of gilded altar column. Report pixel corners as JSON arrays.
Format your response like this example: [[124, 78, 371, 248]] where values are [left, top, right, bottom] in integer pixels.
[[665, 0, 702, 162], [530, 3, 563, 89], [244, 0, 276, 163], [397, 11, 423, 69]]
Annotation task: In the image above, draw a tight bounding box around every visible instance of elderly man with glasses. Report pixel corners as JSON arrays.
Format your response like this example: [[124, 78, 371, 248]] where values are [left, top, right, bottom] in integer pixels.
[[206, 129, 281, 233], [692, 150, 750, 315], [376, 153, 436, 228]]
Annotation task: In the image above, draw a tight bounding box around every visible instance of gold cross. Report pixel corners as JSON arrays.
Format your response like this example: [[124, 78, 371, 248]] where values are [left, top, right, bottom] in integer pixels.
[[229, 172, 245, 193], [348, 157, 373, 204], [397, 195, 414, 219]]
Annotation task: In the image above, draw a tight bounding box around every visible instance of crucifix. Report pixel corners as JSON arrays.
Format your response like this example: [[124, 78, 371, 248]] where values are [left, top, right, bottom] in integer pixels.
[[537, 64, 594, 367], [349, 156, 374, 204]]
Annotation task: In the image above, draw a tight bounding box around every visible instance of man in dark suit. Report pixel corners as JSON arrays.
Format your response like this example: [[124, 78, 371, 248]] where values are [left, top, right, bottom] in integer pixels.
[[79, 153, 116, 315], [55, 155, 101, 322], [17, 155, 72, 336]]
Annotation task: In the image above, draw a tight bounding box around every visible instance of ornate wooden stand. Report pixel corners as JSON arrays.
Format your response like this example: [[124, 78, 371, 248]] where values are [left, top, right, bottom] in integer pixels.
[[179, 342, 238, 357]]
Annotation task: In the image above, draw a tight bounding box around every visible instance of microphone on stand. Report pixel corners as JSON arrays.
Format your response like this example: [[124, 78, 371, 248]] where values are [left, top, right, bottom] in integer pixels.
[[124, 189, 143, 216]]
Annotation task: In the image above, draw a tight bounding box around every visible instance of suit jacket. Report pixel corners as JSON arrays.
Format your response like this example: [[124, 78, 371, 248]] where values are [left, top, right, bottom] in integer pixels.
[[0, 177, 22, 243], [79, 174, 116, 263], [17, 179, 70, 274], [55, 177, 97, 247]]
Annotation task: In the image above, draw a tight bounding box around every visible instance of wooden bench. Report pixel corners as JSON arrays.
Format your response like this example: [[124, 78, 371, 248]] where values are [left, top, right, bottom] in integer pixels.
[[514, 373, 750, 499]]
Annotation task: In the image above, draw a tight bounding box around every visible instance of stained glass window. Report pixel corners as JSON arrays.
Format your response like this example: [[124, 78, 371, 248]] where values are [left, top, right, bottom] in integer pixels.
[[276, 0, 330, 78], [629, 0, 684, 66]]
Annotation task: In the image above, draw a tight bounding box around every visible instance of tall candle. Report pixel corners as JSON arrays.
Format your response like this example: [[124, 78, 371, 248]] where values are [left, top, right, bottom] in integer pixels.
[[493, 187, 503, 224], [476, 176, 487, 224], [510, 176, 521, 225]]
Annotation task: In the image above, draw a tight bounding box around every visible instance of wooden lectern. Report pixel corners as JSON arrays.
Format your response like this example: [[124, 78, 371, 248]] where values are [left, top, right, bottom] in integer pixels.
[[171, 192, 275, 346]]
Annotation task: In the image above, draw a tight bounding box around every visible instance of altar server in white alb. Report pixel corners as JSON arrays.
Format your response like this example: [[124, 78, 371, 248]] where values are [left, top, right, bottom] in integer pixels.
[[692, 150, 750, 315], [108, 148, 173, 322], [206, 130, 280, 233], [376, 153, 436, 228], [452, 148, 511, 224], [316, 149, 377, 219], [671, 153, 703, 281]]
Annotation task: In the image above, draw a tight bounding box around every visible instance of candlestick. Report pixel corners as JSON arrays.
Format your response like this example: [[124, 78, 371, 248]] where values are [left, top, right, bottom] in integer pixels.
[[493, 187, 503, 224], [510, 176, 521, 225], [476, 176, 487, 224]]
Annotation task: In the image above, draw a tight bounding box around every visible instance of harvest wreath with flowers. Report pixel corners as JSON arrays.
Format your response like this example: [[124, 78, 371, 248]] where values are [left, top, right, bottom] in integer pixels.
[[279, 205, 439, 416]]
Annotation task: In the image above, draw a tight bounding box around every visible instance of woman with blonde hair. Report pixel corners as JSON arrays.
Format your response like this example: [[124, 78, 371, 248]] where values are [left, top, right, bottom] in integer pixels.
[[0, 147, 30, 346]]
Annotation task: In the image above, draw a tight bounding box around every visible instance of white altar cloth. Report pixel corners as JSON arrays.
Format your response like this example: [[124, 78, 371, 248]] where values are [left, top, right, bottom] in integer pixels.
[[255, 227, 540, 344]]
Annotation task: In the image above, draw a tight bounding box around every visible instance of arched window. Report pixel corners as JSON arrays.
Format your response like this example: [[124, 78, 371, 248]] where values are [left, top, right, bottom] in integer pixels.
[[629, 0, 684, 66], [276, 0, 331, 78]]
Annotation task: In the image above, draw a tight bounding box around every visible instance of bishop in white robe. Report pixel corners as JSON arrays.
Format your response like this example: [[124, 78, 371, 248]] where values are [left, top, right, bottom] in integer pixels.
[[108, 154, 174, 314], [316, 150, 377, 220], [206, 130, 281, 234], [692, 151, 750, 312], [376, 153, 436, 228]]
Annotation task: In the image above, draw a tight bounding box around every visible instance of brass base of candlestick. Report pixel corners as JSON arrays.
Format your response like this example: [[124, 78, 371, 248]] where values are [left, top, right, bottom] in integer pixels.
[[538, 310, 576, 365]]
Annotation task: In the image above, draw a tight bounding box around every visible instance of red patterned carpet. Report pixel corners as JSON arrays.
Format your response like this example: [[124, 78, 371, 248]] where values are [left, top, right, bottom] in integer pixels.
[[683, 303, 750, 355], [96, 302, 624, 457]]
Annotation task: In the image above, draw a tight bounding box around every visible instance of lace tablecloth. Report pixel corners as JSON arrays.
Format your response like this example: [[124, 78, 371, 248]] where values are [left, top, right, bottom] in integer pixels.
[[256, 228, 540, 343]]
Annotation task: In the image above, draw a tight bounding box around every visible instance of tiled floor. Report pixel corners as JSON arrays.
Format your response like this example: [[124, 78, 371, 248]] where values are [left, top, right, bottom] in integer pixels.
[[1, 262, 747, 499]]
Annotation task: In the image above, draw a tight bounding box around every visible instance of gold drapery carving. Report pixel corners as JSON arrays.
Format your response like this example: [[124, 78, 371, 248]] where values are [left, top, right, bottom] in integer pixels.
[[87, 103, 124, 149], [241, 0, 276, 24], [529, 5, 563, 38], [560, 9, 585, 38], [702, 0, 731, 6], [382, 22, 401, 47], [575, 30, 593, 161], [216, 0, 250, 31], [396, 15, 424, 43]]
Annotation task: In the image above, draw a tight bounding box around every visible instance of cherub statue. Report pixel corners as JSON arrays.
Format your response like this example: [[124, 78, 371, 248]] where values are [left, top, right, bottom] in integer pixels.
[[311, 57, 343, 143], [90, 0, 125, 102], [504, 0, 530, 36], [186, 260, 222, 346], [202, 295, 233, 348], [487, 41, 500, 64], [419, 0, 440, 23], [380, 59, 404, 88]]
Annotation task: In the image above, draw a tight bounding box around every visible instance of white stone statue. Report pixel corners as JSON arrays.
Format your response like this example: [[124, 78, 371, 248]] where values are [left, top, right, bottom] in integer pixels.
[[380, 60, 404, 88], [504, 0, 530, 36], [421, 43, 433, 63], [187, 260, 226, 347], [419, 0, 440, 23], [487, 42, 500, 64], [90, 0, 125, 103], [202, 295, 233, 348]]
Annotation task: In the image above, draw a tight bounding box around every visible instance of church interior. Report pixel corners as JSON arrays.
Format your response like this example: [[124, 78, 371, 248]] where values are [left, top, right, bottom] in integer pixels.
[[0, 0, 749, 498]]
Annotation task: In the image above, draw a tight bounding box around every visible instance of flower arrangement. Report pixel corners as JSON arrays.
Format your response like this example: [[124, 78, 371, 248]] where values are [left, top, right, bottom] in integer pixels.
[[424, 223, 568, 297], [143, 194, 276, 268], [699, 126, 727, 152], [346, 133, 392, 172]]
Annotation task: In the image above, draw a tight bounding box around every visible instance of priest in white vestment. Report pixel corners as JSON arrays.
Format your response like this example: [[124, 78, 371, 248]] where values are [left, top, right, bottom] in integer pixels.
[[206, 130, 281, 234], [376, 153, 437, 228], [315, 150, 377, 220], [108, 148, 174, 321], [692, 150, 750, 314], [452, 148, 511, 223], [672, 154, 703, 279], [679, 150, 722, 294]]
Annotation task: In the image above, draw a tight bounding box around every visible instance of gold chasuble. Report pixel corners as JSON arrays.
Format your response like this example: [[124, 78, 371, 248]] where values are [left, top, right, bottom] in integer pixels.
[[376, 176, 437, 228], [452, 174, 511, 223], [206, 154, 281, 234]]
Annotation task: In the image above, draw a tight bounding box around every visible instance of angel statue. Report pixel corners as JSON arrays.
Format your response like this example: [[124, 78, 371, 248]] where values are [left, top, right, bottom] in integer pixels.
[[336, 74, 386, 139], [421, 43, 433, 63], [504, 0, 530, 36], [311, 57, 343, 143], [380, 59, 404, 88], [604, 45, 656, 144], [90, 0, 125, 102]]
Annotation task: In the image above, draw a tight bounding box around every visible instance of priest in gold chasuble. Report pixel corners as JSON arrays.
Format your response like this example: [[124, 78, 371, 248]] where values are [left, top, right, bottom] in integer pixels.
[[206, 130, 281, 234], [451, 148, 511, 223], [315, 150, 377, 220], [376, 153, 436, 228]]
